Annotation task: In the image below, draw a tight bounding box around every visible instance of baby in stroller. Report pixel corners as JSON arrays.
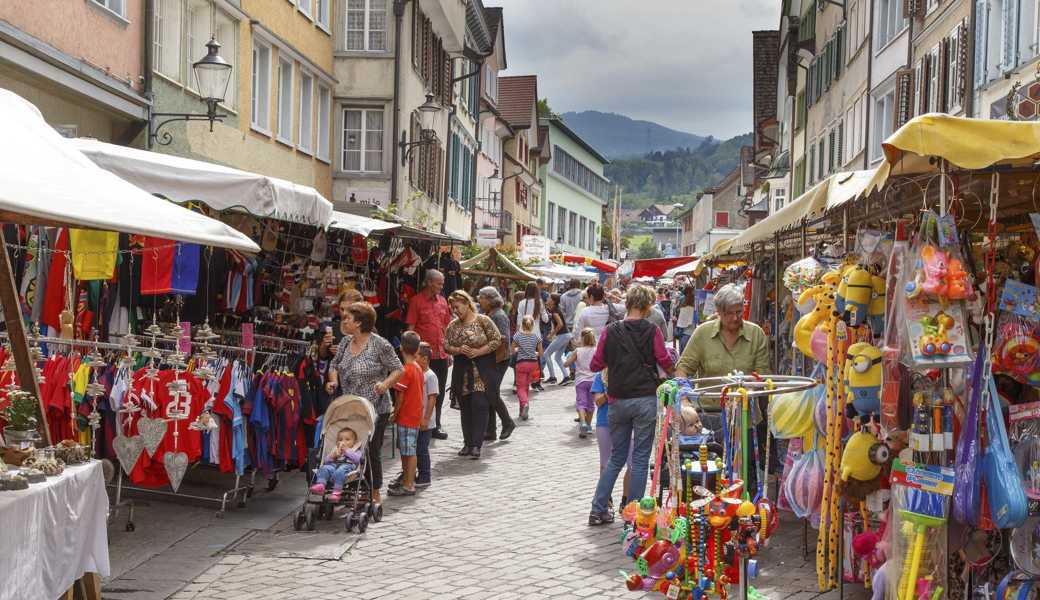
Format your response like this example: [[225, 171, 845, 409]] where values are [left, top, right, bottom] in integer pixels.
[[309, 427, 362, 503]]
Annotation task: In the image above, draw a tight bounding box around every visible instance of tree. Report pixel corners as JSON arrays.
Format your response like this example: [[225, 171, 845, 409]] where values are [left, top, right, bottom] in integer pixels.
[[537, 98, 554, 118], [635, 238, 662, 260]]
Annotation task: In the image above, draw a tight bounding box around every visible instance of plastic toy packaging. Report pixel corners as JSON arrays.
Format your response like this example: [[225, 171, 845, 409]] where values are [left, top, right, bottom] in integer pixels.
[[993, 280, 1040, 387], [886, 459, 952, 600], [784, 256, 825, 301], [1009, 402, 1040, 500], [903, 210, 974, 303], [903, 300, 972, 368]]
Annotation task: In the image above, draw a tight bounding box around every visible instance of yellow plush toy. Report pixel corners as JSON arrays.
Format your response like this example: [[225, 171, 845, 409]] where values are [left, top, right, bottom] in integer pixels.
[[839, 430, 884, 482], [835, 265, 874, 327], [794, 270, 842, 359], [844, 342, 883, 419]]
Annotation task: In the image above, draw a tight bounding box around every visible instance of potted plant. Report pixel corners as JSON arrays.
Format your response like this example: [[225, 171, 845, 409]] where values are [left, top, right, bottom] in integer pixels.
[[2, 391, 40, 447]]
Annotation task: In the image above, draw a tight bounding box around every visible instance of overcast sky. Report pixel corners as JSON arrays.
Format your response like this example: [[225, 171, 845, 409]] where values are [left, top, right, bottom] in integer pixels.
[[488, 0, 777, 139]]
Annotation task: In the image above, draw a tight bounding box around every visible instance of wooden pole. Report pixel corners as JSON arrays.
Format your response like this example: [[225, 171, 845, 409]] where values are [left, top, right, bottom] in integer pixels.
[[0, 227, 49, 445], [773, 232, 781, 374]]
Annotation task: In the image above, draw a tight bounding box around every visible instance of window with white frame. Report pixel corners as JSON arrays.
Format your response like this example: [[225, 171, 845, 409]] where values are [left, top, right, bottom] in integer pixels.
[[808, 142, 816, 185], [845, 106, 855, 160], [484, 65, 498, 103], [346, 0, 388, 51], [876, 0, 908, 49], [316, 0, 330, 30], [588, 220, 597, 251], [872, 89, 894, 161], [214, 10, 238, 108], [92, 0, 126, 18], [568, 211, 577, 246], [251, 41, 271, 133], [947, 25, 963, 113], [342, 108, 384, 172], [1019, 0, 1036, 63], [185, 0, 207, 92], [556, 206, 566, 242], [773, 186, 787, 212], [299, 72, 314, 153], [298, 0, 312, 19], [547, 202, 556, 240], [579, 216, 587, 250], [277, 58, 293, 144], [928, 44, 941, 112], [927, 0, 938, 14], [317, 86, 331, 161], [153, 0, 182, 80]]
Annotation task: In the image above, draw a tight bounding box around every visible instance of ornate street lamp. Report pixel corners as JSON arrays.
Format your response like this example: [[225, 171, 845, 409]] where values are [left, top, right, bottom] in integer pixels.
[[399, 93, 441, 165], [149, 37, 234, 147]]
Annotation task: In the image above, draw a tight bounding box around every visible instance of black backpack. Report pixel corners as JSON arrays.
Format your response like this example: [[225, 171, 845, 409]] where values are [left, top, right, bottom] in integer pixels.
[[604, 320, 660, 399]]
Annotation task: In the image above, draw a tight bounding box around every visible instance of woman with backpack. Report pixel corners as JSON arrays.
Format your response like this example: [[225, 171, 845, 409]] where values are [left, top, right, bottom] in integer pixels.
[[586, 284, 674, 526]]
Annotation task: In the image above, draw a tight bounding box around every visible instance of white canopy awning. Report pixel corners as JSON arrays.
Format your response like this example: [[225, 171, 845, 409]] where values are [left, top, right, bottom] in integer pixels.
[[0, 89, 259, 252], [70, 137, 334, 227], [662, 258, 701, 278], [527, 262, 599, 282], [328, 211, 400, 237]]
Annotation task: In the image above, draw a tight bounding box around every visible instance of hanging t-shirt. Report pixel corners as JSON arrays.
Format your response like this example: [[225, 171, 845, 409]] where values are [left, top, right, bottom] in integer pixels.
[[69, 229, 118, 281], [127, 369, 208, 488], [139, 237, 200, 295]]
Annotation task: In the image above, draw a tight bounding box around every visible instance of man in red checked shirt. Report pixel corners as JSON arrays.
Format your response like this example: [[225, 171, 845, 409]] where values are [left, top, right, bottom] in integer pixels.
[[406, 269, 452, 440]]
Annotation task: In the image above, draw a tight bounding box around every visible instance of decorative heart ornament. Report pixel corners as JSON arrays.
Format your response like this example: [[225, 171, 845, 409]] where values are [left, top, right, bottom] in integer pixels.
[[113, 435, 144, 475], [137, 417, 167, 457], [163, 451, 189, 492]]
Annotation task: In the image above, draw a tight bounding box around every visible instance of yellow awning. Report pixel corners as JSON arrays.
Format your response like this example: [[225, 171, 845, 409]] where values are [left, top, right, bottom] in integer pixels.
[[712, 169, 876, 258], [866, 113, 1040, 193]]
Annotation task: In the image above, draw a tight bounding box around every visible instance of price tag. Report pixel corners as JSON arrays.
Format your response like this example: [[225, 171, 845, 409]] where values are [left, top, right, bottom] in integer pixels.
[[241, 323, 255, 349], [179, 321, 191, 354]]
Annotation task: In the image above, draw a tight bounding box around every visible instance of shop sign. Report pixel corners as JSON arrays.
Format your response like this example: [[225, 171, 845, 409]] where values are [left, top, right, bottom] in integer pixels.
[[520, 235, 550, 262], [476, 229, 498, 248]]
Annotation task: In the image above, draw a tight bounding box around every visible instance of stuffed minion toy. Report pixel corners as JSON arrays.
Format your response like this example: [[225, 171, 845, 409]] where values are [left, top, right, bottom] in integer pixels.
[[844, 342, 883, 419]]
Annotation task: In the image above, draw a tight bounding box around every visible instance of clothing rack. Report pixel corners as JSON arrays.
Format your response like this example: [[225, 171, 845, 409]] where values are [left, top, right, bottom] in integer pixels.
[[110, 467, 257, 529], [216, 330, 311, 352], [0, 332, 254, 359]]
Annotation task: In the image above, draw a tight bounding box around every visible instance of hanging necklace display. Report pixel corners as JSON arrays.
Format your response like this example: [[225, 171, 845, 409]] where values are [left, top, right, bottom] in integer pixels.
[[163, 372, 190, 492]]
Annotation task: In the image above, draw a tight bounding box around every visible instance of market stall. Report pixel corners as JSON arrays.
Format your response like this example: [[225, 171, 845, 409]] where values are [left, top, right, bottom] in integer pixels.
[[677, 114, 1040, 600], [0, 88, 259, 600]]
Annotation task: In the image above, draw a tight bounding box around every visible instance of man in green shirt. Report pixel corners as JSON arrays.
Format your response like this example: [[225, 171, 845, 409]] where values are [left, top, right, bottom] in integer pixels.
[[674, 283, 771, 491], [675, 284, 770, 398]]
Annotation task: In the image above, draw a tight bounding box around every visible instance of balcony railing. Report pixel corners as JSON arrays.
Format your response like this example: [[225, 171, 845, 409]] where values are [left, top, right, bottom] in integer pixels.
[[475, 194, 513, 234]]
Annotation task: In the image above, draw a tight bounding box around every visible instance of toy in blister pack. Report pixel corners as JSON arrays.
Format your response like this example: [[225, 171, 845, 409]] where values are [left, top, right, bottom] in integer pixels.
[[903, 300, 972, 367], [994, 280, 1040, 387], [1010, 402, 1040, 501]]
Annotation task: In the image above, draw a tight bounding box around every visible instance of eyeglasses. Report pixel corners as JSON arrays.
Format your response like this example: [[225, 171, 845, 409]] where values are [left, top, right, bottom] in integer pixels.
[[719, 308, 743, 317]]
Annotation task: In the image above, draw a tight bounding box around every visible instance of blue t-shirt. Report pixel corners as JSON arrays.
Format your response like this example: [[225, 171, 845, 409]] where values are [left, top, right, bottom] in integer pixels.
[[591, 373, 609, 427]]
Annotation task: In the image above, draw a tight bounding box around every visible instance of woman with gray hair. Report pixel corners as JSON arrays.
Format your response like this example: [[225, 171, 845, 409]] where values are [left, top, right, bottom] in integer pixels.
[[477, 286, 516, 441], [674, 282, 769, 489]]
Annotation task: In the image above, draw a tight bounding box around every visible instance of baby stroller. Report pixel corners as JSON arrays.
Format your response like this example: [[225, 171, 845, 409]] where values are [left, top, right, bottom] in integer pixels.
[[293, 394, 383, 533]]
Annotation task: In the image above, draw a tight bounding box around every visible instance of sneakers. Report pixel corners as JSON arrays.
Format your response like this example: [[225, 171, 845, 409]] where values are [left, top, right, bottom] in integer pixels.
[[559, 375, 574, 386], [309, 483, 326, 495], [544, 376, 558, 385], [519, 404, 530, 421], [415, 480, 431, 490], [470, 447, 482, 460], [578, 423, 591, 438], [458, 447, 473, 457], [431, 429, 448, 440], [387, 485, 416, 496], [531, 382, 545, 392], [328, 490, 342, 503], [588, 511, 616, 526]]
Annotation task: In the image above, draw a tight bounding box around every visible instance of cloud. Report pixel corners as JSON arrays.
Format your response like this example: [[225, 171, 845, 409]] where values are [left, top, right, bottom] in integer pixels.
[[489, 0, 777, 138]]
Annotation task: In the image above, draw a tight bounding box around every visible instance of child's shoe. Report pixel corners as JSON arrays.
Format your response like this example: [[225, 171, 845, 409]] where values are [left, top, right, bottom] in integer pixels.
[[328, 489, 343, 503], [309, 483, 326, 495], [578, 427, 587, 439]]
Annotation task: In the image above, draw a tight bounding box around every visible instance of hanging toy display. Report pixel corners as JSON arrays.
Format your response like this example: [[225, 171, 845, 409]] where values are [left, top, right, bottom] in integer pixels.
[[992, 280, 1040, 387], [843, 342, 883, 421], [618, 374, 815, 600]]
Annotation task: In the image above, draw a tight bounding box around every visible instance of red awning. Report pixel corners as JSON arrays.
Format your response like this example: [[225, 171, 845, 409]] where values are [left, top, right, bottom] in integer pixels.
[[549, 254, 619, 273], [632, 256, 696, 278]]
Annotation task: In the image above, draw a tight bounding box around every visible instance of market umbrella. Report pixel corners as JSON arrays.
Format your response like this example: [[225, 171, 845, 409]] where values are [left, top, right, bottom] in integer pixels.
[[0, 88, 260, 444]]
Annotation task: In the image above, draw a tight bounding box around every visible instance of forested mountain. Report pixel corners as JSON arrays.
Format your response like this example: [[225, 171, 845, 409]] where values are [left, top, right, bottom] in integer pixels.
[[559, 110, 704, 159], [604, 133, 753, 202]]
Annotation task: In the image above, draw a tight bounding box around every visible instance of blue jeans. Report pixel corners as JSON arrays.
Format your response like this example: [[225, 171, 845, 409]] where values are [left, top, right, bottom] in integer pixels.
[[676, 328, 691, 353], [416, 429, 432, 484], [591, 395, 658, 514], [543, 333, 572, 380], [315, 463, 357, 490]]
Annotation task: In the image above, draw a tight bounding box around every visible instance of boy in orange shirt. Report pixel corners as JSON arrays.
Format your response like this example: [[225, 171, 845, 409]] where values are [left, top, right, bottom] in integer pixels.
[[389, 331, 424, 496]]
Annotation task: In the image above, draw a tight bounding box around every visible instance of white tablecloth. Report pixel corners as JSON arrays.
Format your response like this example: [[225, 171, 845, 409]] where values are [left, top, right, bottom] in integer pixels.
[[0, 461, 110, 600]]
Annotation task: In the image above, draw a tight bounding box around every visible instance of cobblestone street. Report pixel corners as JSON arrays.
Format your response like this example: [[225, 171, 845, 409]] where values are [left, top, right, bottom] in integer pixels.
[[159, 378, 861, 600]]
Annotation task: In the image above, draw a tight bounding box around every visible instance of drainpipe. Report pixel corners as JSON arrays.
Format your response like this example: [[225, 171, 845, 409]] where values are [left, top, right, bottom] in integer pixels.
[[144, 0, 155, 148], [390, 0, 408, 210], [966, 0, 977, 117], [862, 0, 874, 169]]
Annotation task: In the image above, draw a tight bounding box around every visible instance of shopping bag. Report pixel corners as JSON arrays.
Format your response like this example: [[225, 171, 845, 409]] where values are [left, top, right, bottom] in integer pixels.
[[952, 342, 984, 526], [982, 374, 1028, 529]]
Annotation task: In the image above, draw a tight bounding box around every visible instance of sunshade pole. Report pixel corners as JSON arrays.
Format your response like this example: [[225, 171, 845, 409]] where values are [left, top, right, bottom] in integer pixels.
[[773, 232, 780, 374], [0, 228, 49, 446]]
